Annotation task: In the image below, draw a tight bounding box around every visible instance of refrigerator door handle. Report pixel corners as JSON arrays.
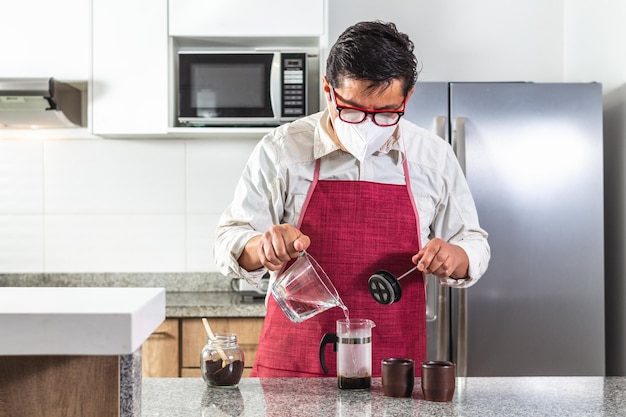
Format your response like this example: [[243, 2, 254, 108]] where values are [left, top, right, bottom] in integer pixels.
[[425, 274, 437, 321], [451, 117, 468, 376], [433, 116, 447, 140], [435, 277, 450, 361], [452, 117, 467, 175], [454, 288, 468, 377], [424, 273, 452, 361]]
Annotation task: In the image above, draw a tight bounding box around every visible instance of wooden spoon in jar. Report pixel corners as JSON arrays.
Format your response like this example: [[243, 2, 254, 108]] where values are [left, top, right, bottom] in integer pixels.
[[202, 317, 229, 368]]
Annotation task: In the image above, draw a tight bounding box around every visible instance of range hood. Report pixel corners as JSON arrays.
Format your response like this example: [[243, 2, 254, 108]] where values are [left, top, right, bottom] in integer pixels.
[[0, 78, 85, 129]]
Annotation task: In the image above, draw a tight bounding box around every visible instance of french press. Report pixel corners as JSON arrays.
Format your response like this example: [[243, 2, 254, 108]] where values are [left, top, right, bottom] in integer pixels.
[[319, 318, 376, 389]]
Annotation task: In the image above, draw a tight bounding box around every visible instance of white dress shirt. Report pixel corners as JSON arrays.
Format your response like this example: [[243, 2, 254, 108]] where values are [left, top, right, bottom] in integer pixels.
[[213, 109, 490, 288]]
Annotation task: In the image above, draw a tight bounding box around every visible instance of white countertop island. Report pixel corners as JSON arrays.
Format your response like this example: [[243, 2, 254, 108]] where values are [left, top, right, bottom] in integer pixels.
[[0, 287, 166, 417], [0, 287, 165, 355]]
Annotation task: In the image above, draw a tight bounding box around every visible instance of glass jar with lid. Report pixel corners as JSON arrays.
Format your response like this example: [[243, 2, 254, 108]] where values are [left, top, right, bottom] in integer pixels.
[[200, 332, 244, 388]]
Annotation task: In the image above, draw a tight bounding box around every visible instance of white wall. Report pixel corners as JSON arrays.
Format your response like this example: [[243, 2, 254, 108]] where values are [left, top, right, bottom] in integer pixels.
[[564, 0, 626, 90]]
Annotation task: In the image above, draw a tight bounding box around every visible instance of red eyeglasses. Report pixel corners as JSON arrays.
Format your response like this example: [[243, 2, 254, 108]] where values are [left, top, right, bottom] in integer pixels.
[[330, 88, 406, 127]]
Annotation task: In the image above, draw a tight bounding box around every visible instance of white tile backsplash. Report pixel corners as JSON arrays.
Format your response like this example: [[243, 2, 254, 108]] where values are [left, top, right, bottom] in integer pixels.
[[186, 213, 221, 272], [0, 215, 44, 272], [45, 214, 186, 272], [186, 138, 259, 213], [1, 136, 258, 273], [0, 139, 44, 213], [45, 138, 185, 213]]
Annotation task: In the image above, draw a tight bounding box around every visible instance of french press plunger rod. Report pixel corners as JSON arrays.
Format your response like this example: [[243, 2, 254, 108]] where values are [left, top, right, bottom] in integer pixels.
[[368, 266, 418, 305]]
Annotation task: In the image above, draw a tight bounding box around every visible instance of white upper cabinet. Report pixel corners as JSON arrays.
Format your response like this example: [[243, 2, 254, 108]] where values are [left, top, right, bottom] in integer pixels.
[[91, 0, 169, 136], [169, 0, 325, 37], [0, 0, 89, 80]]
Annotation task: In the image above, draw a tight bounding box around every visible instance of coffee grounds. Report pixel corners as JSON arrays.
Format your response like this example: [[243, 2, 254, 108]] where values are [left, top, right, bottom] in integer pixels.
[[203, 359, 244, 386], [338, 375, 371, 389]]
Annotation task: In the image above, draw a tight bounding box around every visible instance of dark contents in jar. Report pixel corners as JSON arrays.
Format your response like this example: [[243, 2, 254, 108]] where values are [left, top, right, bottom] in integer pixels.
[[203, 359, 244, 386]]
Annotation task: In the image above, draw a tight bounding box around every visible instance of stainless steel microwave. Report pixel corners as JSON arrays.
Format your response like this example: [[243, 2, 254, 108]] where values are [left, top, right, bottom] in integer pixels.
[[177, 49, 319, 127]]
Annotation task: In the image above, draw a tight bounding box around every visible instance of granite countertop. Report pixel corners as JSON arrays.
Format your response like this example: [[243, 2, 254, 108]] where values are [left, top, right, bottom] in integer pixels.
[[0, 272, 267, 318], [142, 376, 626, 417], [165, 291, 266, 318]]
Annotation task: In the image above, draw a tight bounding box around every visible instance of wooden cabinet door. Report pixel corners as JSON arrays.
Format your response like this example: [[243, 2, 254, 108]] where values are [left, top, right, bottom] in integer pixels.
[[142, 318, 179, 377], [181, 317, 264, 377]]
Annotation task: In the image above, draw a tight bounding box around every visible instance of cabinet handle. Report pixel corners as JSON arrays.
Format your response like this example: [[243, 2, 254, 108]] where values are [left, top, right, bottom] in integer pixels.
[[150, 331, 173, 338]]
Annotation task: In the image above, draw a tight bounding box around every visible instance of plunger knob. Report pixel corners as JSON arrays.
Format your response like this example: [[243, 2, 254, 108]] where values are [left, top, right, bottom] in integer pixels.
[[368, 270, 402, 305]]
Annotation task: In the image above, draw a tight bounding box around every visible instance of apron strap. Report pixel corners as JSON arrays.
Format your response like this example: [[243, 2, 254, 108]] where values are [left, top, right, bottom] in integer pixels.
[[402, 153, 422, 251], [296, 159, 321, 230]]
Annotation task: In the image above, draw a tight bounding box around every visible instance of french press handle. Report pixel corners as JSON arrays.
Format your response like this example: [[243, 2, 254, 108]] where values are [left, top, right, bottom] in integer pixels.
[[318, 333, 338, 374]]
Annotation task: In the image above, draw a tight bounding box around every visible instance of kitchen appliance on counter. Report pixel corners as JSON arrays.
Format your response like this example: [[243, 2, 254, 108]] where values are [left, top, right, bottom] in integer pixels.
[[177, 48, 319, 127], [410, 82, 605, 376], [231, 273, 270, 303]]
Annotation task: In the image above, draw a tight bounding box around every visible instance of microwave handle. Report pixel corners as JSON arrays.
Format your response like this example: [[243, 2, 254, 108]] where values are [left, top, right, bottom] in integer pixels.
[[270, 53, 281, 118]]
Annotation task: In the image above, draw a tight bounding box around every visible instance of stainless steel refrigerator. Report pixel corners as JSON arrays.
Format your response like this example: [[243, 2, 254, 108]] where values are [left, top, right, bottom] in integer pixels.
[[413, 82, 605, 376]]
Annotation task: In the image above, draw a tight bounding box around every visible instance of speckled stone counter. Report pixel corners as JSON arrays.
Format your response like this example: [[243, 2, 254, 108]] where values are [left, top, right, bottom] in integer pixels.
[[142, 376, 626, 417], [0, 272, 234, 292], [0, 272, 267, 318], [165, 291, 266, 318]]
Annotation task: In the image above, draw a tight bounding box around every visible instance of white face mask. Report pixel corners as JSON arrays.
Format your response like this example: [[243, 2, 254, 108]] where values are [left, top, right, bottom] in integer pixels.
[[333, 117, 397, 162]]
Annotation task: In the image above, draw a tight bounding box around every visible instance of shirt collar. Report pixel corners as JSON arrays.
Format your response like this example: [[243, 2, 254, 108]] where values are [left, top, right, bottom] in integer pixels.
[[383, 131, 405, 165], [314, 108, 342, 159]]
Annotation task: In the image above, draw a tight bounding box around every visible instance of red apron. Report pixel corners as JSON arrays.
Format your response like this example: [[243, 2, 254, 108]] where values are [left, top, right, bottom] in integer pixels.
[[252, 156, 426, 377]]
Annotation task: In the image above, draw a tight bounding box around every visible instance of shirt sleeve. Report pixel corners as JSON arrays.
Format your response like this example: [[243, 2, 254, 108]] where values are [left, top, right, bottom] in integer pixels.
[[429, 143, 491, 283], [213, 132, 285, 285]]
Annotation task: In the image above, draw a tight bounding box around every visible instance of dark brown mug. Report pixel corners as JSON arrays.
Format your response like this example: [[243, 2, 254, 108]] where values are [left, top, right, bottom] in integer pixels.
[[421, 360, 456, 402], [382, 358, 415, 397]]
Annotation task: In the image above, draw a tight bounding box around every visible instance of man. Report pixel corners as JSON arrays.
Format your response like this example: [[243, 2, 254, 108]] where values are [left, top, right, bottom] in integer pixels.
[[214, 21, 490, 377]]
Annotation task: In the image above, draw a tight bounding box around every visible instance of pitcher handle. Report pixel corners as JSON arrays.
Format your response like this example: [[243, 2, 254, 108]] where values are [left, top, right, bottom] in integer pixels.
[[319, 333, 337, 374]]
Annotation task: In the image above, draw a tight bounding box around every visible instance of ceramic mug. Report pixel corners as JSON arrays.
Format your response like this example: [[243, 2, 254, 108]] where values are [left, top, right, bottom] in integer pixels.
[[382, 358, 415, 397], [421, 360, 456, 402]]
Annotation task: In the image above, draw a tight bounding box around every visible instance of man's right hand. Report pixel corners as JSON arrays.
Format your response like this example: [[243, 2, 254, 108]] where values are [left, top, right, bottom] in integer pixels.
[[238, 224, 311, 272]]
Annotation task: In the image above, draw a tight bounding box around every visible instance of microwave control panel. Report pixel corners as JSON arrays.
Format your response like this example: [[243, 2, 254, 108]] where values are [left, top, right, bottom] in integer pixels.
[[281, 53, 307, 117]]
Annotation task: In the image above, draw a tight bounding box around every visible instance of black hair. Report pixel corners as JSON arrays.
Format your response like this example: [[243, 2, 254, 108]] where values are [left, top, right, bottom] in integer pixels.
[[325, 21, 418, 97]]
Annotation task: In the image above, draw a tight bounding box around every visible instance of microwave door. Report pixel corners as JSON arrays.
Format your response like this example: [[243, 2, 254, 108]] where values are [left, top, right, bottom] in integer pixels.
[[269, 52, 281, 122], [178, 52, 278, 126]]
